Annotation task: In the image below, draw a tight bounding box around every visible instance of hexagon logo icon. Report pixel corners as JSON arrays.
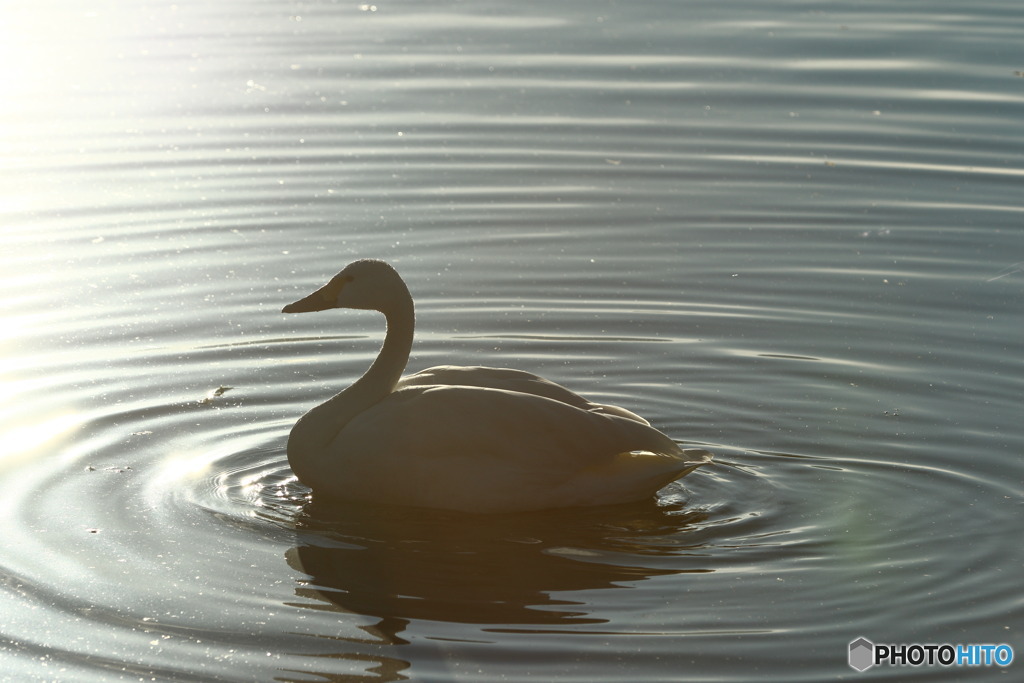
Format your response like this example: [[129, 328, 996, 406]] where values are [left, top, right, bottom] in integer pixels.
[[849, 637, 875, 671]]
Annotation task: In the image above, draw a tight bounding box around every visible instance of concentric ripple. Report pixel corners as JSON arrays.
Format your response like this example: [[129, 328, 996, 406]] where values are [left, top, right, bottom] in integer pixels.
[[5, 368, 1016, 681]]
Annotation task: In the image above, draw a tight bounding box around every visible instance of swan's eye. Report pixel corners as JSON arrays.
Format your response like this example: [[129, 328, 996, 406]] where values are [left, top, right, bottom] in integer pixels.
[[321, 274, 354, 302]]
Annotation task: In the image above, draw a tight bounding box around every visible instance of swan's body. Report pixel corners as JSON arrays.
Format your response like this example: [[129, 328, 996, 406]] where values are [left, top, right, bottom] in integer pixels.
[[283, 259, 711, 513]]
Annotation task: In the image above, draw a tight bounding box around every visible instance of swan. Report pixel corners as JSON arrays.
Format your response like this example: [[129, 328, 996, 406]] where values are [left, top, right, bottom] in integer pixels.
[[282, 259, 712, 513]]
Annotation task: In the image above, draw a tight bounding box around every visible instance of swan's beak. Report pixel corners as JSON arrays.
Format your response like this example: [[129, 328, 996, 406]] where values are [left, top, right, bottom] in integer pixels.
[[282, 286, 336, 313]]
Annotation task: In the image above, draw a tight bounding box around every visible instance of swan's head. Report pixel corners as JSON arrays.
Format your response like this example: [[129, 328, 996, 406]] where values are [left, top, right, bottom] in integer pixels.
[[282, 259, 410, 315]]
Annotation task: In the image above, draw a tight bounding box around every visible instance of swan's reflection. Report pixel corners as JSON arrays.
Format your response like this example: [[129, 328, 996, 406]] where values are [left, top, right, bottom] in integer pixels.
[[286, 496, 711, 631]]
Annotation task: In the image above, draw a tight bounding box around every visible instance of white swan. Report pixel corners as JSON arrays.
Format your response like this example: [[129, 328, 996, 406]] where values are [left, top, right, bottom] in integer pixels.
[[282, 259, 712, 513]]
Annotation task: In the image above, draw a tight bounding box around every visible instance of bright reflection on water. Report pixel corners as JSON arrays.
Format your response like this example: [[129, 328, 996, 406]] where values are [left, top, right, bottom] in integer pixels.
[[1, 0, 1022, 681]]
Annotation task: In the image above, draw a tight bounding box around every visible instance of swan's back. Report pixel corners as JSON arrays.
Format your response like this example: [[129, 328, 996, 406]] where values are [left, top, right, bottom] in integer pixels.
[[398, 365, 651, 423]]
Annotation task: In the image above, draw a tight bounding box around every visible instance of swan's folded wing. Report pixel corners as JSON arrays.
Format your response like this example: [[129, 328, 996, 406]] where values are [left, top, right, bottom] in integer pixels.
[[322, 384, 709, 512]]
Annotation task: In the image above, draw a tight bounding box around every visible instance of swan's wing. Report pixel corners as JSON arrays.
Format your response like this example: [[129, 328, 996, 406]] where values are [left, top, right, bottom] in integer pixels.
[[321, 384, 710, 512], [398, 365, 650, 424]]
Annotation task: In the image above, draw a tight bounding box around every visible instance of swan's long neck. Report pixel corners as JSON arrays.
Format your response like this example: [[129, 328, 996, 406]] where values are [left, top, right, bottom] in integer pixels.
[[287, 285, 414, 473], [351, 295, 414, 403]]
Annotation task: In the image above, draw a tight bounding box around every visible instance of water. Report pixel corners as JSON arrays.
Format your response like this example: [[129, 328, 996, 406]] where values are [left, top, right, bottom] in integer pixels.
[[1, 0, 1021, 680]]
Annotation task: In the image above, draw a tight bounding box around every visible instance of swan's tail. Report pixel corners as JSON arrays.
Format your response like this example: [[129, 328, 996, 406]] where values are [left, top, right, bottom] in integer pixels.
[[679, 447, 714, 470], [554, 447, 713, 507], [665, 447, 714, 484]]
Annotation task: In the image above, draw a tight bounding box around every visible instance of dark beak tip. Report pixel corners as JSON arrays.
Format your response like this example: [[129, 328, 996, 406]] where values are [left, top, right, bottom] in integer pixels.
[[282, 292, 331, 314]]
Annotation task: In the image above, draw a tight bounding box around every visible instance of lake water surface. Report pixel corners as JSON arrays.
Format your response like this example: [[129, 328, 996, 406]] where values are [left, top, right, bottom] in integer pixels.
[[1, 1, 1021, 680]]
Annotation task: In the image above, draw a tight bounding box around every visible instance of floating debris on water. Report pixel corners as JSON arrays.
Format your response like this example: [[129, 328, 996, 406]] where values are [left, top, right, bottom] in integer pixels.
[[200, 386, 234, 404]]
